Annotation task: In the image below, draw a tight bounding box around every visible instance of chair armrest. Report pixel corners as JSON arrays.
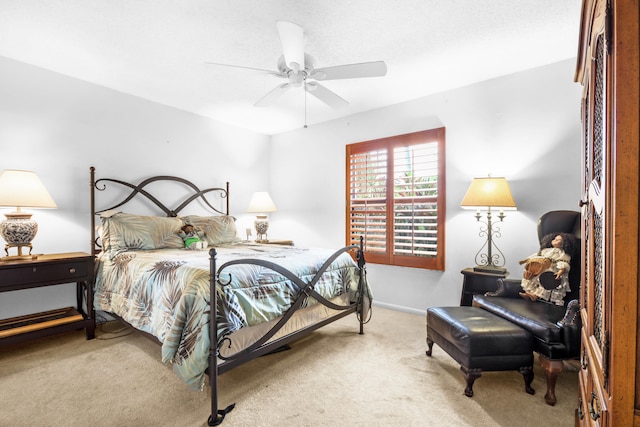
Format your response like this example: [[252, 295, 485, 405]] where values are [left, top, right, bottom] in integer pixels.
[[559, 299, 581, 357], [485, 278, 522, 298], [559, 299, 580, 327]]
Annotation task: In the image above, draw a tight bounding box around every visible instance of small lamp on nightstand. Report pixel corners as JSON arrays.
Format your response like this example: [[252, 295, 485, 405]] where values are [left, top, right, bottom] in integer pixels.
[[0, 169, 57, 260], [460, 176, 517, 273], [247, 191, 277, 243]]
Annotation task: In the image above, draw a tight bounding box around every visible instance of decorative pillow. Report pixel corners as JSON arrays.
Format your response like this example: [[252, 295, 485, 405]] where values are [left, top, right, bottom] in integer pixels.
[[100, 212, 184, 257], [180, 215, 240, 245]]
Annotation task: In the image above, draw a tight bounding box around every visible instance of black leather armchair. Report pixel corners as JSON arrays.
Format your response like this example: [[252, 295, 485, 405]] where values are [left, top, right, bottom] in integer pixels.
[[472, 210, 581, 406]]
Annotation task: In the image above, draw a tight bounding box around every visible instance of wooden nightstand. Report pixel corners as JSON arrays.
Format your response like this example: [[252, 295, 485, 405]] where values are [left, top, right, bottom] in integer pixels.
[[460, 267, 509, 306], [257, 239, 295, 246], [0, 252, 95, 346]]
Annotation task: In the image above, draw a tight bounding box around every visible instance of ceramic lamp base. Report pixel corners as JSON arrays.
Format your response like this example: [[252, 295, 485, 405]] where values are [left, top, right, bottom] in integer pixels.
[[1, 212, 38, 259], [254, 215, 269, 242]]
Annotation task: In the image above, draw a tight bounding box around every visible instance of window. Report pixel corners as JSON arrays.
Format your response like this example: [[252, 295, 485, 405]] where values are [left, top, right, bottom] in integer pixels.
[[346, 128, 445, 270]]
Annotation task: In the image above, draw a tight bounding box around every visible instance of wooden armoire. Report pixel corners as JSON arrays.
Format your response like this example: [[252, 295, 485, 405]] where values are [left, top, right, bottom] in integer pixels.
[[574, 0, 640, 425]]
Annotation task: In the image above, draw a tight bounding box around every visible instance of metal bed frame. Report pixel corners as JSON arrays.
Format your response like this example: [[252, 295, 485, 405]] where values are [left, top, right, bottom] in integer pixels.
[[89, 167, 368, 425]]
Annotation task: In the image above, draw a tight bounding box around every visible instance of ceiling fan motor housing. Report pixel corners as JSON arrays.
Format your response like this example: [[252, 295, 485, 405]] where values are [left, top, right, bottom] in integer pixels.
[[277, 53, 318, 87]]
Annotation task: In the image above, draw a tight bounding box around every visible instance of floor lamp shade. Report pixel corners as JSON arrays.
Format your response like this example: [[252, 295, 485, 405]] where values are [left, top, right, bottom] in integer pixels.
[[0, 170, 57, 259]]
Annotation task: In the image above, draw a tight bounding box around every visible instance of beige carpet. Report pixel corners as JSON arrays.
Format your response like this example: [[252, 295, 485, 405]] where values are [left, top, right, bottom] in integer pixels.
[[0, 307, 578, 426]]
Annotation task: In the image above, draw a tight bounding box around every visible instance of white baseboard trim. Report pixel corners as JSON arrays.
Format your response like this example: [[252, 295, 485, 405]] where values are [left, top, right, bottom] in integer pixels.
[[372, 301, 426, 317]]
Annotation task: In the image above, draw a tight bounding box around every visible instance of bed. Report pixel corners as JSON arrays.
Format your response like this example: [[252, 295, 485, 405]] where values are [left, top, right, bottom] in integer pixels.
[[89, 167, 371, 425]]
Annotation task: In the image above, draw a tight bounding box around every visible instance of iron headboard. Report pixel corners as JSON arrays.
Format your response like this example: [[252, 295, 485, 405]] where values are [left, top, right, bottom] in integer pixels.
[[89, 166, 229, 256]]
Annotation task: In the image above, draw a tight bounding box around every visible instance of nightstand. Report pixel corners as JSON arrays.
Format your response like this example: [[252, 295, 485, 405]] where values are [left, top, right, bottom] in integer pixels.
[[460, 267, 509, 306], [0, 252, 95, 346], [257, 239, 295, 246]]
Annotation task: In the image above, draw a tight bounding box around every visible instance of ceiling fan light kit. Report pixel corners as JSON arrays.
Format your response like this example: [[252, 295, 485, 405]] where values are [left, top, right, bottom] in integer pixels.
[[206, 21, 387, 113]]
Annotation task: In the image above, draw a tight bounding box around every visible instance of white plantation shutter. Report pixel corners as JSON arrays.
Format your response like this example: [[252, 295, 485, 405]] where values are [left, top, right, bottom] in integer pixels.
[[347, 128, 445, 270]]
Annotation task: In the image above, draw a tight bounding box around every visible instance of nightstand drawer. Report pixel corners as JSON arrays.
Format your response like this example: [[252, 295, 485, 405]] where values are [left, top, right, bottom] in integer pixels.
[[0, 253, 93, 291], [0, 261, 88, 287]]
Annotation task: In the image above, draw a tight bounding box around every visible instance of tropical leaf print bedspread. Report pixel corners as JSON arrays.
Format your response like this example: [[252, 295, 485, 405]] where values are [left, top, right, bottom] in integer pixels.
[[93, 243, 367, 389]]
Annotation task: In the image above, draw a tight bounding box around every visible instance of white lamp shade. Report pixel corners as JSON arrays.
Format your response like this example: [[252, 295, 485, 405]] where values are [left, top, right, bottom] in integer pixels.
[[460, 177, 517, 210], [0, 170, 57, 209], [247, 192, 277, 213]]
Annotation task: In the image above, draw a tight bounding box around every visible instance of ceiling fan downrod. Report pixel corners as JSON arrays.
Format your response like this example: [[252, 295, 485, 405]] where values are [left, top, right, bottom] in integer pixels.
[[303, 83, 308, 129]]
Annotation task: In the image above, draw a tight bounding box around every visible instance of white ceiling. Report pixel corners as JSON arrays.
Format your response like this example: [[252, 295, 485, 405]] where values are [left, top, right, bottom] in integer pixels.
[[0, 1, 582, 135]]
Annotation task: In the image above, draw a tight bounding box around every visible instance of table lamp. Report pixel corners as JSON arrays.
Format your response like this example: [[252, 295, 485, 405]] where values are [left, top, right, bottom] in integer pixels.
[[0, 170, 57, 260], [460, 176, 517, 273], [247, 191, 277, 242]]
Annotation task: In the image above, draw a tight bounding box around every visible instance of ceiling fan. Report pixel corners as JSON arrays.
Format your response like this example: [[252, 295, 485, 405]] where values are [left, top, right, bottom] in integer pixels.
[[206, 21, 387, 109]]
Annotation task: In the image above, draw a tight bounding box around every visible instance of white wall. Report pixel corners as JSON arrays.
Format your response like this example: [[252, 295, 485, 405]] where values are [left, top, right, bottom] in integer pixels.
[[269, 59, 582, 314], [0, 56, 582, 319], [0, 56, 270, 318]]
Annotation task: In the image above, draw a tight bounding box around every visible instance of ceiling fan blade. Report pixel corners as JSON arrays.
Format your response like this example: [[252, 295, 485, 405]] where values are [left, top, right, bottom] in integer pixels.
[[276, 21, 305, 73], [204, 62, 284, 77], [311, 61, 387, 81], [306, 82, 348, 109], [254, 83, 292, 107]]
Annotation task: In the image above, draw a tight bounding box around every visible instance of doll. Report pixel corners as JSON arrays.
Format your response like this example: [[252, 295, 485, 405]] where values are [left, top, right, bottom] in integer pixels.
[[519, 232, 575, 305], [178, 224, 207, 250]]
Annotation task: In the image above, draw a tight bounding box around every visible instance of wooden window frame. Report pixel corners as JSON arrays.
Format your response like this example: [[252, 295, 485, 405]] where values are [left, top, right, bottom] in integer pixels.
[[346, 128, 446, 270]]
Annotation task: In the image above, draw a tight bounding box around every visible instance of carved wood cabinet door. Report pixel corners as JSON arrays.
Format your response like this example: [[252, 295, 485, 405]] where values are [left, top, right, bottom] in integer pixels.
[[575, 0, 640, 425]]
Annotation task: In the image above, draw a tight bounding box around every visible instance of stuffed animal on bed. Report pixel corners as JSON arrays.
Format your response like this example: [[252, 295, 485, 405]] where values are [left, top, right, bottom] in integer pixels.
[[519, 232, 575, 305], [179, 224, 207, 250]]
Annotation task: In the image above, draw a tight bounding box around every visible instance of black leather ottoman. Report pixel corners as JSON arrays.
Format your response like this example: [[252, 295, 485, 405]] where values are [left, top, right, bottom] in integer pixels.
[[426, 306, 534, 397]]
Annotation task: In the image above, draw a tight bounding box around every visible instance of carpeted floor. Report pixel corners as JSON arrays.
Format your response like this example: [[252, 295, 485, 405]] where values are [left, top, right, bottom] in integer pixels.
[[0, 307, 578, 426]]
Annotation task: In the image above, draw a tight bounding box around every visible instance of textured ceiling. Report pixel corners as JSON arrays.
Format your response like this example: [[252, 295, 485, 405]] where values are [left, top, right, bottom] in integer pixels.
[[0, 0, 582, 135]]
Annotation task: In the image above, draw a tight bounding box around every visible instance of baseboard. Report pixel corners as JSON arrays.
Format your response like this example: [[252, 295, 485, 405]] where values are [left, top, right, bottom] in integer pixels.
[[372, 301, 426, 317]]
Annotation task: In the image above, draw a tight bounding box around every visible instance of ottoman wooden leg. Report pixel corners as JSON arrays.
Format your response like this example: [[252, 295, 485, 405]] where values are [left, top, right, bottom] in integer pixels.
[[426, 337, 434, 356], [460, 366, 481, 397], [519, 366, 535, 395]]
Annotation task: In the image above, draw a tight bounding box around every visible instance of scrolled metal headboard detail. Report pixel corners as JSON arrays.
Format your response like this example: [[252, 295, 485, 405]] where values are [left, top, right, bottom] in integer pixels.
[[89, 166, 230, 255]]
